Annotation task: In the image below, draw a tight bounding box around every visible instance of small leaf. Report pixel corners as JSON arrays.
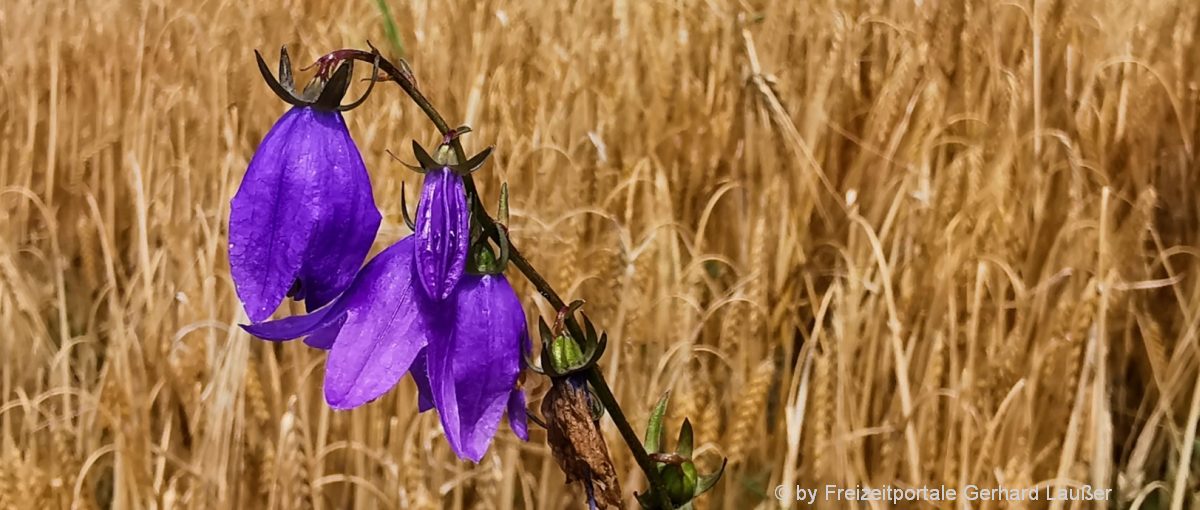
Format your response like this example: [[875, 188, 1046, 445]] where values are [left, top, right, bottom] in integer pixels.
[[694, 458, 728, 496], [412, 140, 439, 170], [399, 181, 416, 229], [568, 299, 586, 310], [538, 317, 555, 345], [335, 51, 381, 112], [676, 419, 693, 459], [313, 60, 354, 109], [457, 146, 493, 174], [584, 314, 598, 345], [583, 332, 608, 369], [498, 183, 509, 227], [278, 46, 294, 90], [635, 491, 655, 509], [587, 386, 606, 421], [494, 225, 511, 270], [644, 391, 671, 454], [254, 49, 304, 107], [521, 348, 545, 375]]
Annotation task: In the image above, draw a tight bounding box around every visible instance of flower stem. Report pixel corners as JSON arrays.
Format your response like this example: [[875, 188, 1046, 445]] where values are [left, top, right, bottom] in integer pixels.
[[330, 48, 676, 509]]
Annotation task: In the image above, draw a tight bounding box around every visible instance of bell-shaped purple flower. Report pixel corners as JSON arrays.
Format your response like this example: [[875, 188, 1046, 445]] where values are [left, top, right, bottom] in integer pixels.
[[242, 236, 529, 461], [425, 272, 527, 461], [242, 237, 430, 409], [230, 106, 380, 323], [410, 345, 529, 444], [414, 167, 470, 301], [230, 50, 381, 324]]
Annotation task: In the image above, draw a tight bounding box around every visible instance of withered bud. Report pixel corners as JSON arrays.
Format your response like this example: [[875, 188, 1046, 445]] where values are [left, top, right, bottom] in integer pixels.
[[542, 377, 624, 509]]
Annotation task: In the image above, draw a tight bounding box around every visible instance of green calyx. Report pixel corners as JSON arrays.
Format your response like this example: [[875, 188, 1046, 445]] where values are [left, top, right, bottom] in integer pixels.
[[254, 47, 381, 112], [470, 242, 502, 275], [409, 139, 493, 177], [661, 462, 698, 506], [637, 394, 727, 509], [531, 302, 608, 379], [433, 143, 457, 166], [549, 334, 587, 374]]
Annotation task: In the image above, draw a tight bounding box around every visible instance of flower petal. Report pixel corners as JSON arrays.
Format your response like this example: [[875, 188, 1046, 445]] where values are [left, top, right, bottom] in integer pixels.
[[241, 307, 338, 340], [295, 110, 381, 310], [414, 169, 470, 301], [507, 388, 528, 441], [324, 237, 435, 409], [410, 350, 435, 412], [508, 328, 531, 440], [240, 300, 345, 341], [302, 316, 345, 350], [230, 107, 321, 322], [428, 274, 525, 461]]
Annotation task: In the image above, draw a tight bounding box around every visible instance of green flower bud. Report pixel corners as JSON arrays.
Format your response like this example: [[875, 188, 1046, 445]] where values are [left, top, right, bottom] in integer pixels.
[[471, 243, 498, 274], [549, 334, 586, 373], [681, 461, 698, 500], [434, 143, 458, 165], [661, 461, 698, 506]]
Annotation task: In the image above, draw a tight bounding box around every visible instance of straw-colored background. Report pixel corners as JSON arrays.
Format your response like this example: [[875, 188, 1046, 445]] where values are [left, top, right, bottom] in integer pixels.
[[1, 0, 1198, 508]]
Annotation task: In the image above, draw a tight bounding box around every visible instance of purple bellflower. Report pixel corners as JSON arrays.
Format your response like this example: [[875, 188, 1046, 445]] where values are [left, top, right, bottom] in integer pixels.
[[414, 165, 469, 301], [243, 236, 433, 409], [425, 267, 530, 460], [230, 49, 382, 334], [243, 141, 525, 462], [408, 141, 491, 301]]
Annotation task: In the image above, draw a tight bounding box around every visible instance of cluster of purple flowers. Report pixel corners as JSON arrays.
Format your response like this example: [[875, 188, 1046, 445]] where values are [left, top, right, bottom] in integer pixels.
[[229, 50, 526, 462]]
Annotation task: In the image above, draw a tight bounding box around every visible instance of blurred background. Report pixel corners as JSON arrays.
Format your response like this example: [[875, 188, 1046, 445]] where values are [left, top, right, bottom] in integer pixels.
[[2, 0, 1199, 508]]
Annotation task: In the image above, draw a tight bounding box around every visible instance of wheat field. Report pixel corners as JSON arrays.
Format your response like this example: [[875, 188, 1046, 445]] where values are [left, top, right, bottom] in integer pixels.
[[1, 0, 1198, 508]]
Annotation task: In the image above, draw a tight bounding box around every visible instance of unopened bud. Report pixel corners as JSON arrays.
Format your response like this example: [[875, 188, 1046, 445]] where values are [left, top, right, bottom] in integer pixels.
[[661, 461, 698, 506], [550, 334, 586, 373]]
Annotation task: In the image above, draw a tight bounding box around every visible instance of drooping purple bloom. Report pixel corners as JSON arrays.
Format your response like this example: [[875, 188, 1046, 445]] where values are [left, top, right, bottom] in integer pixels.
[[242, 237, 429, 409], [229, 106, 381, 324], [426, 273, 528, 461], [242, 236, 529, 461], [411, 345, 528, 443], [414, 167, 470, 301]]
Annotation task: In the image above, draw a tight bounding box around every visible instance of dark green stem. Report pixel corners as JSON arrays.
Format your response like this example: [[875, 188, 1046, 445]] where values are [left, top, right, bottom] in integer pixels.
[[330, 48, 676, 509]]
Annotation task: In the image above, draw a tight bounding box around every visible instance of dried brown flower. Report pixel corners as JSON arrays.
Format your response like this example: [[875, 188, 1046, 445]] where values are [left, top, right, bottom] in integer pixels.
[[542, 378, 624, 509]]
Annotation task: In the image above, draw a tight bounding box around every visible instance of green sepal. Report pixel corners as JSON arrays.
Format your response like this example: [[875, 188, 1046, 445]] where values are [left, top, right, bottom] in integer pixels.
[[278, 47, 294, 89], [457, 146, 493, 175], [635, 491, 655, 509], [694, 458, 727, 497], [644, 391, 671, 454], [498, 183, 509, 227], [412, 140, 441, 170], [550, 334, 586, 373], [676, 419, 693, 459], [538, 317, 555, 345], [398, 181, 416, 230], [661, 464, 688, 505], [587, 386, 606, 421]]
